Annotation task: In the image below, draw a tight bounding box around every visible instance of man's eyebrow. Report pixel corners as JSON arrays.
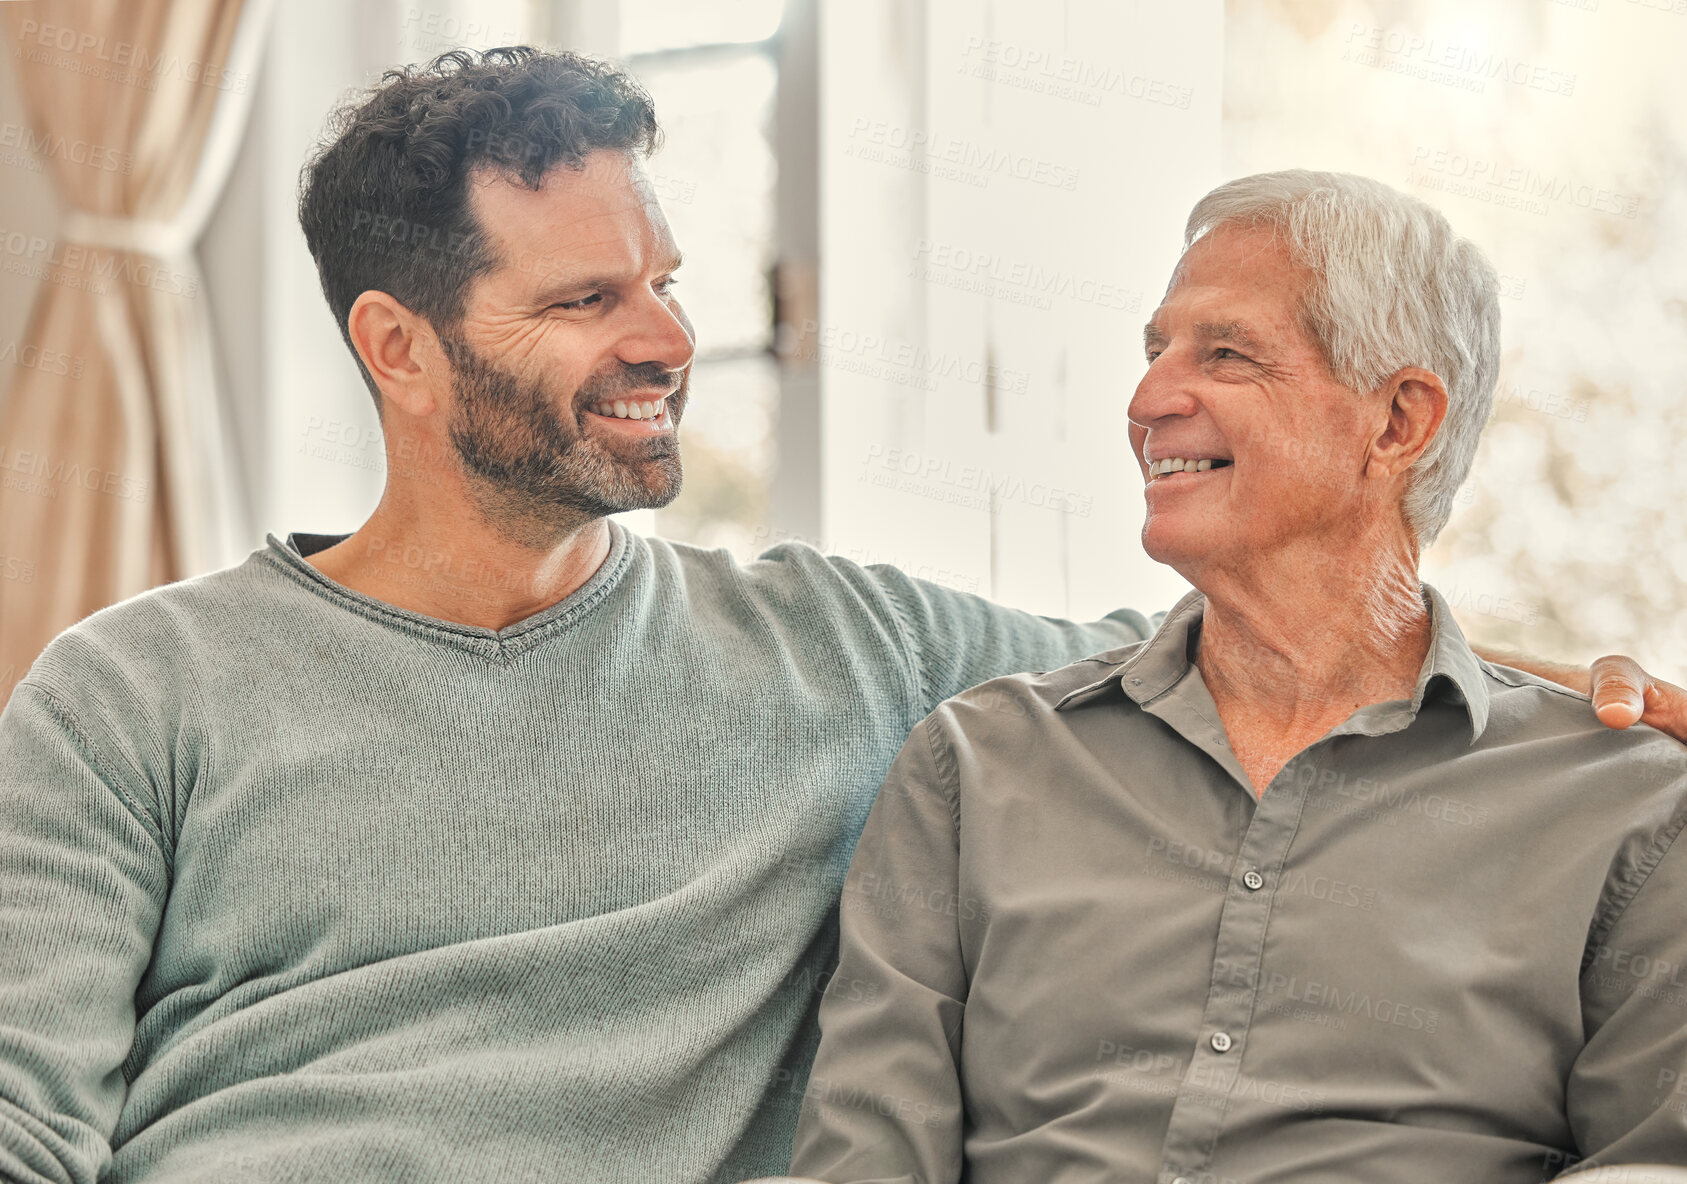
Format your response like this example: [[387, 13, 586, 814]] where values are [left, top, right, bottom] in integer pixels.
[[1142, 320, 1268, 354], [1194, 319, 1267, 352], [529, 270, 608, 304], [529, 251, 685, 303]]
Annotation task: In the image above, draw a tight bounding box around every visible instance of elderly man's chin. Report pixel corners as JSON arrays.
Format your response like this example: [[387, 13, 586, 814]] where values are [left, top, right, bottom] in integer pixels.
[[1137, 495, 1234, 575], [1139, 523, 1213, 577]]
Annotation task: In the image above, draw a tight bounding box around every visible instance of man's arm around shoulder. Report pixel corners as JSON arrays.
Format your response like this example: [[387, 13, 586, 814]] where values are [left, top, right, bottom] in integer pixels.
[[859, 560, 1153, 713]]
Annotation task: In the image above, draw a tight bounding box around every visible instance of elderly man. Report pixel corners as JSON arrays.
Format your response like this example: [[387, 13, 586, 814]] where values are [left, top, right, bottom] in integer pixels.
[[787, 171, 1687, 1183]]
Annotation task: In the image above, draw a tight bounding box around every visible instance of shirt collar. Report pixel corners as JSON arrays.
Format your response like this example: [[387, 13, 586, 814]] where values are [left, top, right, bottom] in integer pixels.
[[1055, 583, 1491, 743]]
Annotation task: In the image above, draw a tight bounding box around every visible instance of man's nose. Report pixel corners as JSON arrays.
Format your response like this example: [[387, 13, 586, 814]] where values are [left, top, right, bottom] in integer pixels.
[[620, 290, 696, 374], [1126, 350, 1199, 431]]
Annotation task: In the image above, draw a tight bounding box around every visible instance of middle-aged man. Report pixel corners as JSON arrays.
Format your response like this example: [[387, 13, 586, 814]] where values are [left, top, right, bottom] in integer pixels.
[[787, 171, 1687, 1183], [0, 50, 1681, 1184]]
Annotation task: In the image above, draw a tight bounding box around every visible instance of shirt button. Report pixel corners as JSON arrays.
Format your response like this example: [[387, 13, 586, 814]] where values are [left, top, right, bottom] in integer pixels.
[[1210, 1031, 1233, 1053], [1242, 870, 1265, 891]]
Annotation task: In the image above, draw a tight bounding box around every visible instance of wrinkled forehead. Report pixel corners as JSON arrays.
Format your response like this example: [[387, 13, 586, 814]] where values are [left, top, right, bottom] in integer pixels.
[[1145, 224, 1338, 375], [1164, 221, 1301, 298], [1152, 225, 1306, 322]]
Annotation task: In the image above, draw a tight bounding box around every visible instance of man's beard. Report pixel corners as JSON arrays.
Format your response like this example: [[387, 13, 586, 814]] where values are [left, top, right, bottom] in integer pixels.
[[440, 335, 687, 539]]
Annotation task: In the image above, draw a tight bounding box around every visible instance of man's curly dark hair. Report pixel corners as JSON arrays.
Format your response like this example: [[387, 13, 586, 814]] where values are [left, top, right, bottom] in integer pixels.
[[298, 46, 662, 409]]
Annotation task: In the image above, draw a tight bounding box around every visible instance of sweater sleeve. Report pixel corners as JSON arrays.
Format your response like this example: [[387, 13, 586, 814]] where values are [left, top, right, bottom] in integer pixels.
[[860, 563, 1154, 717], [0, 681, 169, 1184]]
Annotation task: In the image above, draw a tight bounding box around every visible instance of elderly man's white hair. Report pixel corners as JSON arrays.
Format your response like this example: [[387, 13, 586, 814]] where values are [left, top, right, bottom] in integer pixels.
[[1182, 169, 1501, 548]]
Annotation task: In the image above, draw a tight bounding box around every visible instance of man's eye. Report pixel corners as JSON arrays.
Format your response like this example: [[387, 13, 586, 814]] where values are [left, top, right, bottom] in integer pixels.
[[1145, 350, 1162, 364], [655, 276, 679, 296], [1213, 347, 1247, 361], [556, 293, 603, 311]]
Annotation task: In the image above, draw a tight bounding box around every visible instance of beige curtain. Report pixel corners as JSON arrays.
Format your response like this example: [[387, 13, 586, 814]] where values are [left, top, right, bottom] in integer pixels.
[[0, 0, 272, 699]]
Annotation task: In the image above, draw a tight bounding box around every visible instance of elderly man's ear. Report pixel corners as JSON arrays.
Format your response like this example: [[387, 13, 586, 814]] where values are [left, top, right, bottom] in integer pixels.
[[1365, 368, 1449, 482]]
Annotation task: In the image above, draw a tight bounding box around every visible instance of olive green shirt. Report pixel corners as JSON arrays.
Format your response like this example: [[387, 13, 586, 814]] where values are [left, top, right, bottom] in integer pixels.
[[789, 587, 1687, 1184]]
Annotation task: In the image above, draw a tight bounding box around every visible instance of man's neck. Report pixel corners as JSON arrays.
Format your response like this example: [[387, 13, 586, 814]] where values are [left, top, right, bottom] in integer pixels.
[[303, 499, 614, 633], [1189, 534, 1432, 795]]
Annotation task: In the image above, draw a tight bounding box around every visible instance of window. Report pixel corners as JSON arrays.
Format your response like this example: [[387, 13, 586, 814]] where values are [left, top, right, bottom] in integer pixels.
[[630, 35, 781, 554]]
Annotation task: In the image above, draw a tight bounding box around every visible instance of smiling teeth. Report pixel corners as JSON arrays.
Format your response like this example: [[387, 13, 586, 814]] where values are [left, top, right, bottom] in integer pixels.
[[1150, 457, 1222, 477], [592, 398, 666, 420]]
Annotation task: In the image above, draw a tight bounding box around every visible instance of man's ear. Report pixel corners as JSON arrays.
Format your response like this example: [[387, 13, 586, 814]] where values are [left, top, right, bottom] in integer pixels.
[[347, 290, 444, 416], [1366, 367, 1449, 481]]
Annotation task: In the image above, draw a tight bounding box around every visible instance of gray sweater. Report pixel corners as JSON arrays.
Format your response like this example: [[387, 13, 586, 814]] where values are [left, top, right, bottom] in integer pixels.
[[0, 521, 1149, 1184]]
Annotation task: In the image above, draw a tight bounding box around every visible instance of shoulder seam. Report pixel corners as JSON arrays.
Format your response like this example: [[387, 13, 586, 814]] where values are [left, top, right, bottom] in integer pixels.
[[17, 681, 172, 872], [922, 715, 963, 837], [967, 651, 1133, 701], [873, 574, 930, 722], [1582, 795, 1687, 976], [1482, 663, 1591, 703], [64, 606, 206, 856]]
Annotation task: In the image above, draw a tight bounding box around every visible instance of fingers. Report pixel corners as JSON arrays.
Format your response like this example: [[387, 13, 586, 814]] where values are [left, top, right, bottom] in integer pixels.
[[1590, 654, 1647, 730], [1640, 672, 1687, 744], [1589, 654, 1687, 743]]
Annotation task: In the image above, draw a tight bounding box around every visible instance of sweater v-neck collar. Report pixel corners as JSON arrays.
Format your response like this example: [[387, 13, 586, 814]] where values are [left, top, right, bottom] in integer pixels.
[[259, 519, 636, 660]]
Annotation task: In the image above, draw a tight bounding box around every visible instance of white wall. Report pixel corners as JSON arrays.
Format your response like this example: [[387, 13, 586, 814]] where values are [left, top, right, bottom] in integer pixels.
[[820, 0, 1221, 620]]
